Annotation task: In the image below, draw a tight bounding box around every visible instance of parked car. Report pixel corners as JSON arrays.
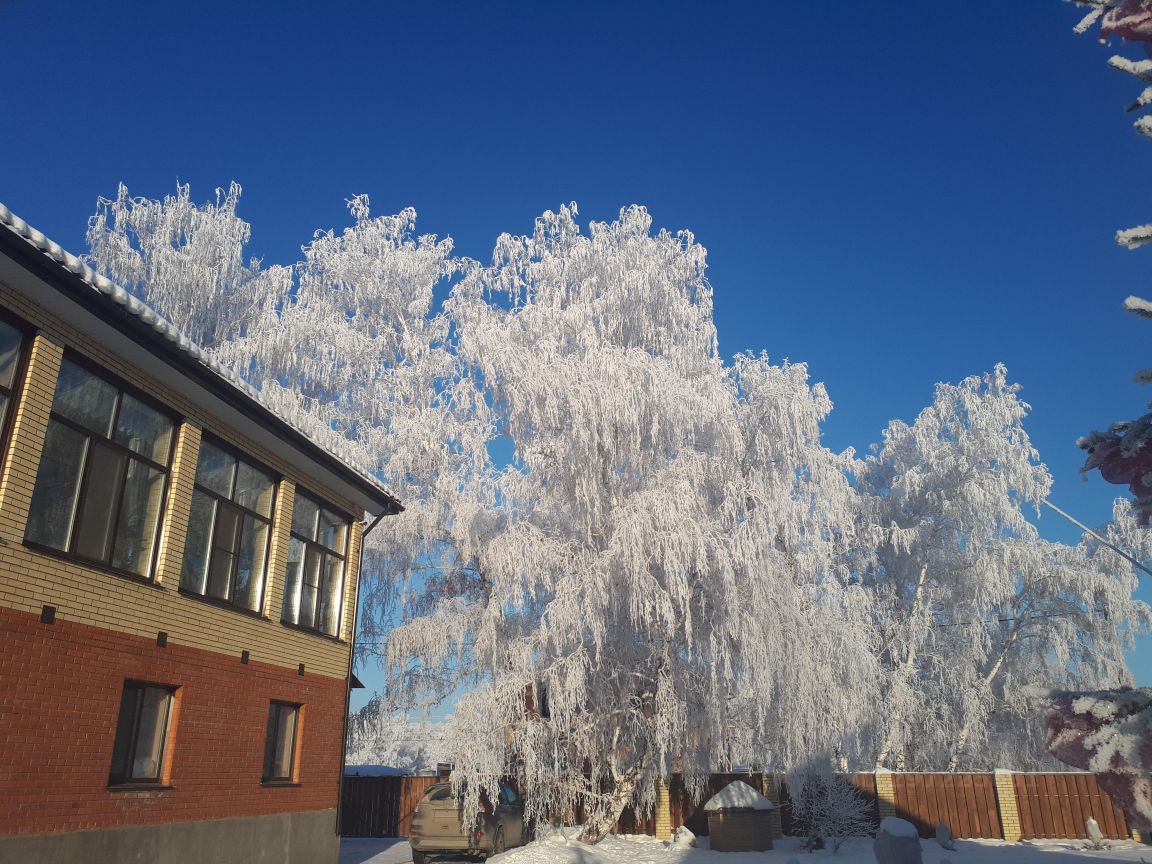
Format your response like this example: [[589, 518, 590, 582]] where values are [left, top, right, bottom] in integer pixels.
[[409, 782, 527, 863]]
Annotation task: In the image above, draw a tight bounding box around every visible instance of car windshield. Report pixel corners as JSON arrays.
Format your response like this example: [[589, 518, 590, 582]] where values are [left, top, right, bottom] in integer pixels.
[[426, 785, 454, 802]]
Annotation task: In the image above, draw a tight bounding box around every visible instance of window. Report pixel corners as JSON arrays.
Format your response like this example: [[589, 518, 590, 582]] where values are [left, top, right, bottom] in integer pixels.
[[500, 783, 520, 805], [109, 681, 175, 786], [25, 357, 174, 577], [180, 436, 276, 612], [281, 490, 349, 636], [262, 701, 300, 783], [0, 315, 27, 449]]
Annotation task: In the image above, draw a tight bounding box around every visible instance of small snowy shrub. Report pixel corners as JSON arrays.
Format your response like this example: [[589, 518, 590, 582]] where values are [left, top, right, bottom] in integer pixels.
[[788, 773, 875, 853]]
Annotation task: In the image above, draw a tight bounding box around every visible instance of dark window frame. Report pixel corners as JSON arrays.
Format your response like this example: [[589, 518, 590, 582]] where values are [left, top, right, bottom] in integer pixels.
[[281, 488, 351, 638], [24, 351, 177, 581], [0, 308, 34, 477], [179, 433, 278, 615], [108, 679, 177, 788], [262, 700, 301, 784]]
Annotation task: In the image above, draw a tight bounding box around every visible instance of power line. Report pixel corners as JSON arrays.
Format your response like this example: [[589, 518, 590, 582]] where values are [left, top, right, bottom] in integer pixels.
[[1042, 498, 1152, 580]]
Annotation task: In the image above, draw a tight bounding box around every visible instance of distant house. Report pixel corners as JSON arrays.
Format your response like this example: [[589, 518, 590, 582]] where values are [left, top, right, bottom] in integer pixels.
[[0, 204, 401, 864]]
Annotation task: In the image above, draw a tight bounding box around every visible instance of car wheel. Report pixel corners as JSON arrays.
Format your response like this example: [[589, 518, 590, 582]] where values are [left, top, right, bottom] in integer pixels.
[[411, 850, 426, 864], [490, 826, 506, 857]]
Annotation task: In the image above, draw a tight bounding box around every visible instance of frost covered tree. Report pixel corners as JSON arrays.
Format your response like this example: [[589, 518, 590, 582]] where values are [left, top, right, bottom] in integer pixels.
[[210, 195, 496, 660], [1072, 1, 1152, 522], [87, 186, 496, 664], [86, 182, 292, 349], [386, 204, 878, 840], [81, 182, 1148, 834], [345, 699, 453, 773], [85, 190, 880, 832], [857, 367, 1150, 771]]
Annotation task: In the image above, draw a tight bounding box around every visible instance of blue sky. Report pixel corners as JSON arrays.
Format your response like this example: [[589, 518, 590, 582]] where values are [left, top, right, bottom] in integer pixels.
[[2, 1, 1149, 691]]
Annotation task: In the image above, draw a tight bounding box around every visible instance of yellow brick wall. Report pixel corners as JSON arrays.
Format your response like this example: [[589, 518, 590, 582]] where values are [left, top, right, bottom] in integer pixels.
[[874, 769, 897, 820], [342, 519, 365, 643], [0, 284, 375, 680], [993, 769, 1022, 843], [653, 780, 672, 840], [0, 333, 61, 528], [153, 421, 201, 585], [264, 479, 297, 621], [761, 774, 783, 839]]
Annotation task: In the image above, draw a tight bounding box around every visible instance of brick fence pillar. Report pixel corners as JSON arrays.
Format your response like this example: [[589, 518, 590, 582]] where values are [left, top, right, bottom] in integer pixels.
[[760, 774, 783, 839], [993, 769, 1022, 842], [874, 769, 897, 820], [654, 779, 672, 839]]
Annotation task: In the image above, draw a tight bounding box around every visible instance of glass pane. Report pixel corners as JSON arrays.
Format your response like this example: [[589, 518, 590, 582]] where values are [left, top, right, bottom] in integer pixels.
[[318, 554, 345, 636], [299, 545, 322, 628], [112, 459, 166, 576], [109, 684, 140, 784], [263, 705, 278, 779], [206, 504, 241, 600], [291, 493, 319, 541], [114, 394, 173, 464], [234, 515, 269, 612], [180, 491, 217, 595], [26, 421, 88, 550], [281, 537, 306, 624], [73, 442, 127, 562], [234, 461, 275, 516], [0, 394, 7, 435], [195, 438, 235, 498], [266, 704, 296, 781], [0, 320, 22, 390], [317, 508, 348, 554], [131, 686, 171, 781], [52, 359, 117, 437]]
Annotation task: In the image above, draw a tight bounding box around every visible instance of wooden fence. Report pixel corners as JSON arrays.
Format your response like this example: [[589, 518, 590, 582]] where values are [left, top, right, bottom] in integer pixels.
[[1013, 773, 1130, 840], [887, 773, 1001, 838], [340, 771, 1135, 842], [340, 774, 438, 837]]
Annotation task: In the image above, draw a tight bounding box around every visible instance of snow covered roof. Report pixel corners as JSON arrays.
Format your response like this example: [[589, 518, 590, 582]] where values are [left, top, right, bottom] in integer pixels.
[[0, 201, 401, 516], [702, 780, 774, 811]]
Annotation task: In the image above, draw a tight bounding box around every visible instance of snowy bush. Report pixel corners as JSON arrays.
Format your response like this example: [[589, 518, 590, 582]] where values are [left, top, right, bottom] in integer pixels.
[[787, 772, 875, 853]]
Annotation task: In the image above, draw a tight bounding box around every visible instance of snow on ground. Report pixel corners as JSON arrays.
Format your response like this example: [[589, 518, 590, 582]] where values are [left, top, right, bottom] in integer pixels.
[[340, 834, 1152, 864], [339, 837, 412, 864]]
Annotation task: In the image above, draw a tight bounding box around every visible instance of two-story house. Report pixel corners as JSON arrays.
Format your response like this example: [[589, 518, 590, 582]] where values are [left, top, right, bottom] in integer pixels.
[[0, 203, 401, 864]]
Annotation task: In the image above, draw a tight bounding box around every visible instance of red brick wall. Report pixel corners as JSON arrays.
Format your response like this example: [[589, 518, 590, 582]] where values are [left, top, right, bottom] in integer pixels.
[[0, 606, 348, 836]]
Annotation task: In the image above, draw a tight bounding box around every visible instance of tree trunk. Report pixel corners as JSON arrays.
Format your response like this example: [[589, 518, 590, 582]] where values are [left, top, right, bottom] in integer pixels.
[[945, 618, 1023, 772], [875, 563, 929, 769], [577, 766, 643, 844]]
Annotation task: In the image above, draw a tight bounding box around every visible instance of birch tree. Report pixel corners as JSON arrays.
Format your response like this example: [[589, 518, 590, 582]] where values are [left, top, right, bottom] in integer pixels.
[[386, 205, 878, 839], [859, 368, 1150, 771], [87, 186, 497, 663], [210, 196, 497, 659], [345, 699, 453, 773], [82, 183, 1148, 827], [86, 182, 291, 349]]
